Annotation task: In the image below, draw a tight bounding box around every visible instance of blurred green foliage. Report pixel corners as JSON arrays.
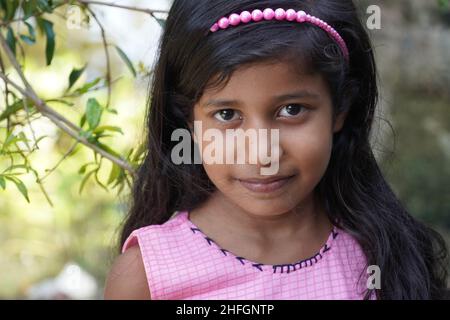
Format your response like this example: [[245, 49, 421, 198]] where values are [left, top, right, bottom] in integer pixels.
[[380, 89, 450, 229], [0, 0, 164, 298], [0, 0, 152, 206]]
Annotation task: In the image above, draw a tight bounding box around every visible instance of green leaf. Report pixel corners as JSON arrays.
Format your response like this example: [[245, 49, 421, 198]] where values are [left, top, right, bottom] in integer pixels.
[[72, 77, 101, 95], [105, 108, 118, 115], [6, 26, 16, 57], [86, 98, 103, 130], [154, 17, 166, 29], [79, 129, 93, 140], [78, 162, 94, 175], [22, 0, 38, 19], [93, 125, 124, 135], [1, 132, 25, 151], [79, 113, 86, 128], [115, 45, 136, 77], [132, 142, 147, 162], [94, 141, 121, 158], [94, 168, 108, 191], [79, 169, 96, 194], [5, 0, 19, 21], [41, 19, 55, 65], [107, 163, 121, 185], [19, 21, 36, 45], [0, 99, 35, 122], [0, 176, 5, 189], [20, 34, 34, 45], [4, 176, 30, 202], [37, 0, 52, 13], [45, 99, 75, 107], [111, 167, 126, 189], [68, 65, 86, 90]]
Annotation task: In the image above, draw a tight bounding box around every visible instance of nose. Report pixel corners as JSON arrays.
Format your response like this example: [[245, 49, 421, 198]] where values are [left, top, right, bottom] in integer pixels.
[[245, 120, 283, 174]]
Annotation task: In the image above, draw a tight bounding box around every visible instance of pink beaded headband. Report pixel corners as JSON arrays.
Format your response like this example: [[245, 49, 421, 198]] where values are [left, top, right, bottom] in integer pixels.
[[209, 8, 349, 62]]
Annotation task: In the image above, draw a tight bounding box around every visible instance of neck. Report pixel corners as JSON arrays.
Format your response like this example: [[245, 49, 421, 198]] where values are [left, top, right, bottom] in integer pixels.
[[191, 190, 332, 244]]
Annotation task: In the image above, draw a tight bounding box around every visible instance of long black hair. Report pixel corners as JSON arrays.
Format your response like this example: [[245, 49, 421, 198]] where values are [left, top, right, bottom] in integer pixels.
[[119, 0, 449, 299]]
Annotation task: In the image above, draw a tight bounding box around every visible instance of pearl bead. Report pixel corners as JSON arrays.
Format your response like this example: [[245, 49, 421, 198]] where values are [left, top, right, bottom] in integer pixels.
[[297, 11, 306, 22], [286, 9, 297, 21], [252, 9, 263, 21], [263, 8, 275, 20], [274, 8, 286, 20], [240, 11, 252, 23], [229, 13, 241, 26], [210, 23, 219, 32], [218, 17, 229, 29]]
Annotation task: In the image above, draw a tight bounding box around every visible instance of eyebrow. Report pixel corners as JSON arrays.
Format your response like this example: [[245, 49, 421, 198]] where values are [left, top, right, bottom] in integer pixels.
[[203, 90, 320, 108]]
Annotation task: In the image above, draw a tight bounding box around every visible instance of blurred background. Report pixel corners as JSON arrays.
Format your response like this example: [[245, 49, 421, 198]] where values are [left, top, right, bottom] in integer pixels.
[[0, 0, 449, 299]]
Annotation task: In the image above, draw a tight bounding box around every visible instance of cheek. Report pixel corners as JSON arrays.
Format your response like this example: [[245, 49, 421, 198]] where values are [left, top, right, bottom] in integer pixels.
[[202, 163, 236, 198], [283, 122, 333, 180], [194, 122, 234, 191]]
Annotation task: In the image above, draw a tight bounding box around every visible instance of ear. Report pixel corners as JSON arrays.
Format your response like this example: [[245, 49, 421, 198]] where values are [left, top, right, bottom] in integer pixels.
[[333, 111, 348, 133]]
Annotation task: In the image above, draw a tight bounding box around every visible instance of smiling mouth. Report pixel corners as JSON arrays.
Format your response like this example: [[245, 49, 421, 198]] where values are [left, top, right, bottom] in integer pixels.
[[237, 175, 296, 193]]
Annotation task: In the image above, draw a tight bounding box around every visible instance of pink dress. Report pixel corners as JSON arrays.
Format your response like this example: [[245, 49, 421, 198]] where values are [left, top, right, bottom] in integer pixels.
[[122, 210, 373, 300]]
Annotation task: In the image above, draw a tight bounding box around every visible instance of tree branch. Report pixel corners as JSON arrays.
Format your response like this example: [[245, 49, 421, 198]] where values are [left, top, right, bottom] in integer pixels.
[[0, 72, 136, 175], [0, 31, 136, 176], [84, 5, 112, 109], [76, 0, 169, 16]]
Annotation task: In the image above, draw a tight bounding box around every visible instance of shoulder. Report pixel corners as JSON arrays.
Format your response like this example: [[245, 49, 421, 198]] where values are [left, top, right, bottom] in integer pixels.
[[104, 245, 151, 300], [333, 227, 370, 276]]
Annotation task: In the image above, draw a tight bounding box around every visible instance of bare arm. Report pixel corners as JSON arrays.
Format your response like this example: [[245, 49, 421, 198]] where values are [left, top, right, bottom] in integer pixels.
[[104, 246, 151, 300]]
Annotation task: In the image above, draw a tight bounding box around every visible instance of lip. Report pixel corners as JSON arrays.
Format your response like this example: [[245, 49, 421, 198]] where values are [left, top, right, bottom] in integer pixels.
[[237, 175, 295, 193]]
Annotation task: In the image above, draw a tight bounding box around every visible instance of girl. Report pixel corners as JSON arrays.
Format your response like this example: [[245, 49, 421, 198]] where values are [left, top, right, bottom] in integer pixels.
[[104, 0, 449, 300]]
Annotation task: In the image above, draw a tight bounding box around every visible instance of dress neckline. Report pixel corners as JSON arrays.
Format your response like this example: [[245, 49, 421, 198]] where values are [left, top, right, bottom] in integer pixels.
[[179, 210, 339, 274]]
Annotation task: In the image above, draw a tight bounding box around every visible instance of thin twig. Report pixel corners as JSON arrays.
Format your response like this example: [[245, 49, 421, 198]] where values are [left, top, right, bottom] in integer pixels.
[[0, 50, 11, 131], [85, 6, 112, 109], [0, 0, 146, 177], [0, 72, 136, 174], [22, 98, 39, 151], [77, 0, 169, 15], [0, 0, 73, 26], [61, 76, 122, 99], [15, 147, 54, 207], [40, 141, 79, 182], [0, 31, 40, 100]]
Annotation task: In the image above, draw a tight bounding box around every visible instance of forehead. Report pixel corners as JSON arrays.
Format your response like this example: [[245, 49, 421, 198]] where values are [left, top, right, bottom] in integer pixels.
[[199, 61, 329, 105]]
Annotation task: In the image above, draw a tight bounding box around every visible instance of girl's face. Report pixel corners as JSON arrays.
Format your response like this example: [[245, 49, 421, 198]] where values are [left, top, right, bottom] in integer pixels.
[[191, 61, 347, 217]]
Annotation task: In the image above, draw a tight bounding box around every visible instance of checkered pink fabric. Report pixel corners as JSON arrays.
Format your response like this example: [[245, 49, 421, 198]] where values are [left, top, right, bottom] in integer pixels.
[[122, 210, 373, 300]]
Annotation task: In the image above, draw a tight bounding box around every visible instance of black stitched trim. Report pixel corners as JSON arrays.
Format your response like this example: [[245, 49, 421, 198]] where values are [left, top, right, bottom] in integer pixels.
[[252, 263, 264, 271], [332, 229, 338, 239], [271, 232, 339, 273], [188, 215, 339, 274], [273, 252, 318, 273], [204, 236, 214, 245]]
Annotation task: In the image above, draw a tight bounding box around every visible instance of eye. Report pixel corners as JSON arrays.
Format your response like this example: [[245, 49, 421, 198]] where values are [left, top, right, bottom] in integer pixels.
[[213, 109, 241, 122], [278, 104, 308, 118]]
